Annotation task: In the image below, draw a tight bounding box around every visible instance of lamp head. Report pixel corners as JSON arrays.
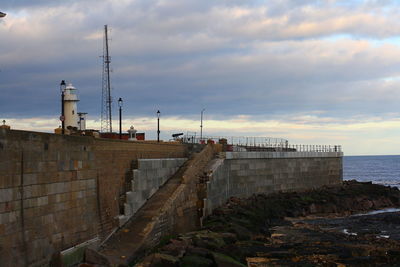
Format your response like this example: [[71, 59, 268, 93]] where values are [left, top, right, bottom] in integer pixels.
[[118, 97, 123, 107], [157, 110, 160, 118], [60, 80, 66, 93]]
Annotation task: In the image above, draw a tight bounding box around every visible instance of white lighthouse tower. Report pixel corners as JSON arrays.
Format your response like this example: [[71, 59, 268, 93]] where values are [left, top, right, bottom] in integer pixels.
[[63, 83, 79, 129]]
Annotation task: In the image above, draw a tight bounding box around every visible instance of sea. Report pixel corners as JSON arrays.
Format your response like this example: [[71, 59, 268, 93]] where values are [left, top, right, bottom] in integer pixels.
[[343, 155, 400, 188]]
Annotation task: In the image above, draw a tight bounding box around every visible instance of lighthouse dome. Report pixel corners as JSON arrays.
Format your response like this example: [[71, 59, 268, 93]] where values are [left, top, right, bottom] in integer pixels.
[[64, 82, 79, 101]]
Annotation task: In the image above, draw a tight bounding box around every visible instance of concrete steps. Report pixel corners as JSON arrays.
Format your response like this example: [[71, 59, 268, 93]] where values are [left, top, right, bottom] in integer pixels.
[[96, 158, 191, 266], [118, 158, 187, 226]]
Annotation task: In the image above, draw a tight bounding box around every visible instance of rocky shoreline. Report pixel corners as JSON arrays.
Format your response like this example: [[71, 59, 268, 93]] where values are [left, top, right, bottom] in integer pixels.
[[135, 181, 400, 266]]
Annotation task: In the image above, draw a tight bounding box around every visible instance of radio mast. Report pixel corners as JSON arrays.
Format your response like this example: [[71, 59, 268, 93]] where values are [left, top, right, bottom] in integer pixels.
[[101, 25, 113, 133]]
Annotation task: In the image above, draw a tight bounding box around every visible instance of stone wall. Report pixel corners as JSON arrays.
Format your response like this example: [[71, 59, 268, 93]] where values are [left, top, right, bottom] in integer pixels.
[[0, 129, 187, 266], [119, 158, 187, 226], [204, 151, 343, 216], [0, 128, 344, 266]]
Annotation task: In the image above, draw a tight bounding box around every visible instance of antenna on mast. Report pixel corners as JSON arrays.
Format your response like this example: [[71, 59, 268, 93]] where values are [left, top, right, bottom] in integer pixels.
[[101, 25, 113, 133]]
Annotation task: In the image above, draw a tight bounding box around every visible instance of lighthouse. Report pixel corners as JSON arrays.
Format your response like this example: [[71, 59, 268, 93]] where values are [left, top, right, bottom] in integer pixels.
[[63, 82, 79, 129]]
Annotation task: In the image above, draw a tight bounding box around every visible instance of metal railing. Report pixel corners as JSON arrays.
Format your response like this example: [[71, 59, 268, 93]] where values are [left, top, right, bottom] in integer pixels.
[[228, 143, 342, 152], [182, 134, 341, 153], [183, 135, 288, 147], [285, 144, 342, 152]]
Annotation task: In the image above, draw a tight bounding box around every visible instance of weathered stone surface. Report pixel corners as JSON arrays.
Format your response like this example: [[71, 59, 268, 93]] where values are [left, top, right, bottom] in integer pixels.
[[0, 129, 187, 266], [84, 248, 111, 266]]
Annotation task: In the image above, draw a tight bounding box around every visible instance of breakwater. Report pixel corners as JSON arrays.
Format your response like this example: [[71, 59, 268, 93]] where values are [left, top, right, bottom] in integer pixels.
[[0, 128, 343, 266], [203, 151, 343, 217]]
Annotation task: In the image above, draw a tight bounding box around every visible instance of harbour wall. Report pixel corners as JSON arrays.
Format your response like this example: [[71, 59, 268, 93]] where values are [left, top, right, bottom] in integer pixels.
[[0, 128, 343, 266], [203, 151, 343, 216], [98, 147, 343, 265], [0, 129, 187, 266]]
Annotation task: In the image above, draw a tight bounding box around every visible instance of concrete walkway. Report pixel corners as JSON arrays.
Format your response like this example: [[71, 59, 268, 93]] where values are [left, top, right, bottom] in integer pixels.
[[98, 158, 191, 266]]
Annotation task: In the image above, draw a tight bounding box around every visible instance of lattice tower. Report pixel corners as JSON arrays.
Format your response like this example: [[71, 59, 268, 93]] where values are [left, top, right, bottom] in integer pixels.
[[101, 24, 112, 133]]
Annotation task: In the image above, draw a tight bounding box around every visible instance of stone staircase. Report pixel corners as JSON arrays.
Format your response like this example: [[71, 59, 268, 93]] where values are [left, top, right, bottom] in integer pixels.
[[117, 158, 187, 226], [87, 144, 219, 266]]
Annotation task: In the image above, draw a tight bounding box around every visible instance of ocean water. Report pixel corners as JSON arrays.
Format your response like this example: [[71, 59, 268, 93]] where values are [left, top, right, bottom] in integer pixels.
[[343, 155, 400, 188]]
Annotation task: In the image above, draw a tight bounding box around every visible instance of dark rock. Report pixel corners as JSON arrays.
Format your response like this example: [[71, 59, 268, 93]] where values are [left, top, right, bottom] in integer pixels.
[[180, 254, 214, 267], [193, 237, 208, 248], [160, 239, 189, 257], [186, 247, 213, 258], [219, 232, 237, 244], [387, 249, 400, 258], [309, 203, 317, 213], [134, 181, 400, 266], [227, 224, 251, 240], [264, 251, 295, 259], [140, 253, 179, 267], [212, 252, 246, 267], [343, 256, 373, 265]]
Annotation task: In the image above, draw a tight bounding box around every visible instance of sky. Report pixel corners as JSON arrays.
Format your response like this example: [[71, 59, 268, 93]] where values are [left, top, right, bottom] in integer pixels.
[[2, 0, 400, 155]]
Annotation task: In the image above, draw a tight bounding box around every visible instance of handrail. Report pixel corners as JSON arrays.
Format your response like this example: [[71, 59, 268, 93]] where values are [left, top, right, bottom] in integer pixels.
[[182, 135, 288, 146], [181, 135, 341, 152]]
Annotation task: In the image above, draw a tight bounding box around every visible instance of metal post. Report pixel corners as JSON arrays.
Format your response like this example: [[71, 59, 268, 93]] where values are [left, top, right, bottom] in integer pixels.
[[61, 91, 64, 134], [157, 110, 160, 142], [119, 106, 122, 139], [118, 98, 123, 139], [200, 108, 205, 141], [60, 80, 66, 135]]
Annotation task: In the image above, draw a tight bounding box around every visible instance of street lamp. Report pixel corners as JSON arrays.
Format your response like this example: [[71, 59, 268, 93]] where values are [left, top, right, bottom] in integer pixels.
[[118, 97, 123, 139], [200, 108, 205, 141], [60, 80, 66, 134], [157, 110, 160, 142]]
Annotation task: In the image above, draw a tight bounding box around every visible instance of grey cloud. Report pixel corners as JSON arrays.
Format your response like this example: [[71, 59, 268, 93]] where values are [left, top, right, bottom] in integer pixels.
[[2, 0, 61, 10], [2, 0, 400, 123]]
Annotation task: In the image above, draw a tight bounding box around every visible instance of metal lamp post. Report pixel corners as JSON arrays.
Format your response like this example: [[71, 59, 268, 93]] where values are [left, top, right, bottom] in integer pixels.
[[157, 110, 160, 142], [118, 97, 123, 139], [200, 108, 205, 141], [60, 80, 66, 135]]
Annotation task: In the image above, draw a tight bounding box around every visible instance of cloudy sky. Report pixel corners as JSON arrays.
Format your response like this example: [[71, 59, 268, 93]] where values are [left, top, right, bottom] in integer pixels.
[[2, 0, 400, 155]]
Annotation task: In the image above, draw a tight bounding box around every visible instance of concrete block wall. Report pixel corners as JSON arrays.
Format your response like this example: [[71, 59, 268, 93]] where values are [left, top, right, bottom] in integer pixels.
[[118, 158, 187, 226], [204, 151, 343, 216], [0, 129, 187, 266]]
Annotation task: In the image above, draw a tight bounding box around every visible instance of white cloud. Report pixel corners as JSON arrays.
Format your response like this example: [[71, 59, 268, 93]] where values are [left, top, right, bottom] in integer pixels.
[[4, 113, 400, 155]]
